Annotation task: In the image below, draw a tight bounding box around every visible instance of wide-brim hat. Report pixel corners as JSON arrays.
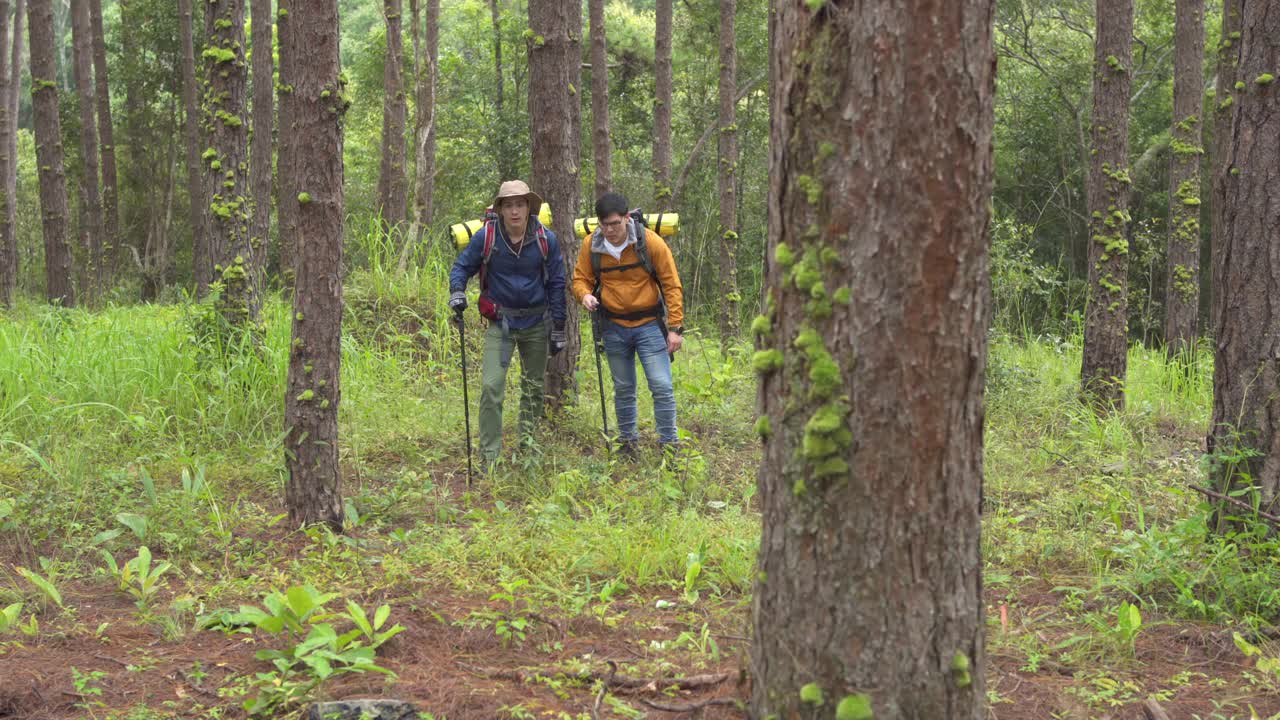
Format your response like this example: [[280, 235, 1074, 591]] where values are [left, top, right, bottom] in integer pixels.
[[493, 180, 544, 219]]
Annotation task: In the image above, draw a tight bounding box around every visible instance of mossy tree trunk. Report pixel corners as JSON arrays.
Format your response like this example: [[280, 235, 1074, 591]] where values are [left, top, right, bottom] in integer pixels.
[[652, 0, 672, 210], [0, 0, 12, 307], [88, 0, 119, 276], [203, 0, 260, 324], [277, 0, 297, 286], [70, 0, 106, 300], [716, 0, 739, 348], [408, 0, 436, 253], [4, 0, 22, 301], [488, 0, 512, 181], [249, 0, 273, 288], [529, 0, 582, 408], [1163, 0, 1204, 356], [588, 0, 610, 198], [180, 0, 209, 294], [1080, 0, 1134, 409], [1210, 0, 1241, 337], [28, 0, 75, 306], [1208, 0, 1280, 514], [283, 0, 345, 532], [378, 0, 407, 238], [750, 1, 993, 717]]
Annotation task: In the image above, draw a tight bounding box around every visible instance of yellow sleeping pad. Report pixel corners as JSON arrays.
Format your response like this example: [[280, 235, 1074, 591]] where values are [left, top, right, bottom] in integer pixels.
[[450, 203, 554, 249], [574, 213, 679, 239]]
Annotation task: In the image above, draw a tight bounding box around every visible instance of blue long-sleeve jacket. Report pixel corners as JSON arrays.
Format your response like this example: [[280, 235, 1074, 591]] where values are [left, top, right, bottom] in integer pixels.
[[449, 220, 567, 330]]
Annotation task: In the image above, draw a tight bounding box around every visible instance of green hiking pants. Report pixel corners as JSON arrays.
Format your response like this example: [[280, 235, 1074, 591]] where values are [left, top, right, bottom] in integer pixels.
[[479, 322, 548, 462]]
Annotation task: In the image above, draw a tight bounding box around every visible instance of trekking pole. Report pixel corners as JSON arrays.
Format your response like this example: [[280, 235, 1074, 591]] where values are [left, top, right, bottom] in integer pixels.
[[591, 310, 609, 437], [455, 312, 473, 487]]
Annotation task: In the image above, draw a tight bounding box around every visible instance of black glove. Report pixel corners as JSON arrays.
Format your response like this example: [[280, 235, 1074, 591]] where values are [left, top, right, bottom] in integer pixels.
[[549, 324, 567, 355], [448, 290, 467, 315]]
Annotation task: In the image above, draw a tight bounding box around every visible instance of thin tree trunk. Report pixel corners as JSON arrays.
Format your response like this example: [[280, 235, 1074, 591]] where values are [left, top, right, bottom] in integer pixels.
[[0, 0, 12, 306], [529, 0, 582, 407], [250, 0, 273, 287], [1163, 0, 1204, 356], [277, 0, 297, 285], [1210, 0, 1242, 338], [751, 1, 993, 716], [27, 0, 74, 306], [1080, 0, 1135, 409], [653, 0, 672, 209], [407, 0, 436, 258], [716, 0, 738, 348], [179, 0, 208, 293], [5, 0, 22, 300], [88, 0, 118, 275], [284, 0, 345, 532], [1208, 0, 1280, 512], [70, 0, 105, 300], [588, 0, 609, 198], [489, 0, 511, 180], [203, 0, 259, 323], [378, 0, 407, 235]]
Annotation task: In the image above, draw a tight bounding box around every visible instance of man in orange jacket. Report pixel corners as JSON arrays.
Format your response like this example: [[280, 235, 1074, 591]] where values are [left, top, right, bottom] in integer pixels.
[[572, 192, 685, 455]]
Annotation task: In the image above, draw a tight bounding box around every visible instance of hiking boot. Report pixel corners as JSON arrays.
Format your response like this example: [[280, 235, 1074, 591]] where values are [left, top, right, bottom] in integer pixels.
[[615, 439, 639, 460]]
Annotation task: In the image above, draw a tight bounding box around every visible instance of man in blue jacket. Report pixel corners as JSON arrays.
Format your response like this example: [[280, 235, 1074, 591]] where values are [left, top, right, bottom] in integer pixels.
[[449, 180, 567, 464]]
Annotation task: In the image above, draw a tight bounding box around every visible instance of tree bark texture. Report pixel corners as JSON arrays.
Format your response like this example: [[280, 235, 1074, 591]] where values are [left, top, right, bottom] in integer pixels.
[[203, 0, 260, 323], [652, 0, 672, 208], [1210, 0, 1242, 337], [180, 0, 209, 293], [88, 0, 119, 273], [489, 0, 511, 181], [529, 0, 582, 407], [70, 0, 105, 298], [27, 0, 75, 306], [0, 0, 12, 306], [1080, 0, 1134, 408], [283, 0, 345, 532], [750, 1, 994, 718], [588, 0, 610, 198], [409, 0, 436, 243], [250, 0, 273, 284], [5, 0, 22, 300], [717, 0, 739, 347], [1163, 0, 1205, 356], [1208, 0, 1280, 506], [378, 0, 407, 234], [277, 0, 297, 285]]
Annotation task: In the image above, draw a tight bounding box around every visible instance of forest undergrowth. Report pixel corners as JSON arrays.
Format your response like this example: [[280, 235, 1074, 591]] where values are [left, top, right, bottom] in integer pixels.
[[2, 259, 1279, 719]]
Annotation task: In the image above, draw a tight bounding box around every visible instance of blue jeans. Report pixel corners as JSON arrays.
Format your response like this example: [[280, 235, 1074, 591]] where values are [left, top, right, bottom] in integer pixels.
[[601, 320, 678, 444]]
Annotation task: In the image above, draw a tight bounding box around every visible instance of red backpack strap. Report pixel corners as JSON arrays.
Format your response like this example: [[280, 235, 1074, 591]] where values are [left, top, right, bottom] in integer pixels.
[[479, 220, 497, 291]]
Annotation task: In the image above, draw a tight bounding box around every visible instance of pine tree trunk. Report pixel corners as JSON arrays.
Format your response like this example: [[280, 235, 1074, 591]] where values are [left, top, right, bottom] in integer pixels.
[[180, 0, 209, 293], [277, 0, 297, 286], [717, 0, 739, 348], [750, 1, 993, 717], [0, 0, 12, 307], [529, 0, 582, 407], [88, 0, 119, 275], [652, 0, 672, 209], [27, 0, 74, 307], [1080, 0, 1135, 409], [408, 0, 436, 248], [1208, 0, 1280, 509], [588, 0, 610, 198], [250, 0, 273, 285], [5, 0, 22, 300], [1210, 0, 1242, 338], [203, 0, 259, 323], [70, 0, 105, 300], [377, 0, 407, 235], [284, 0, 345, 532], [1163, 0, 1204, 356]]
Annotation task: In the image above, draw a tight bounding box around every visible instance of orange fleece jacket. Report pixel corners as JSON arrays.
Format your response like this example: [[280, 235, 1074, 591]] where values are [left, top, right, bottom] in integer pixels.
[[572, 229, 684, 329]]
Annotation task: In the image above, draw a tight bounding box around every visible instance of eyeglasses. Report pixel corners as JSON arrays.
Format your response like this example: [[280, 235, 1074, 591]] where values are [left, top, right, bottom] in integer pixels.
[[600, 219, 625, 229]]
